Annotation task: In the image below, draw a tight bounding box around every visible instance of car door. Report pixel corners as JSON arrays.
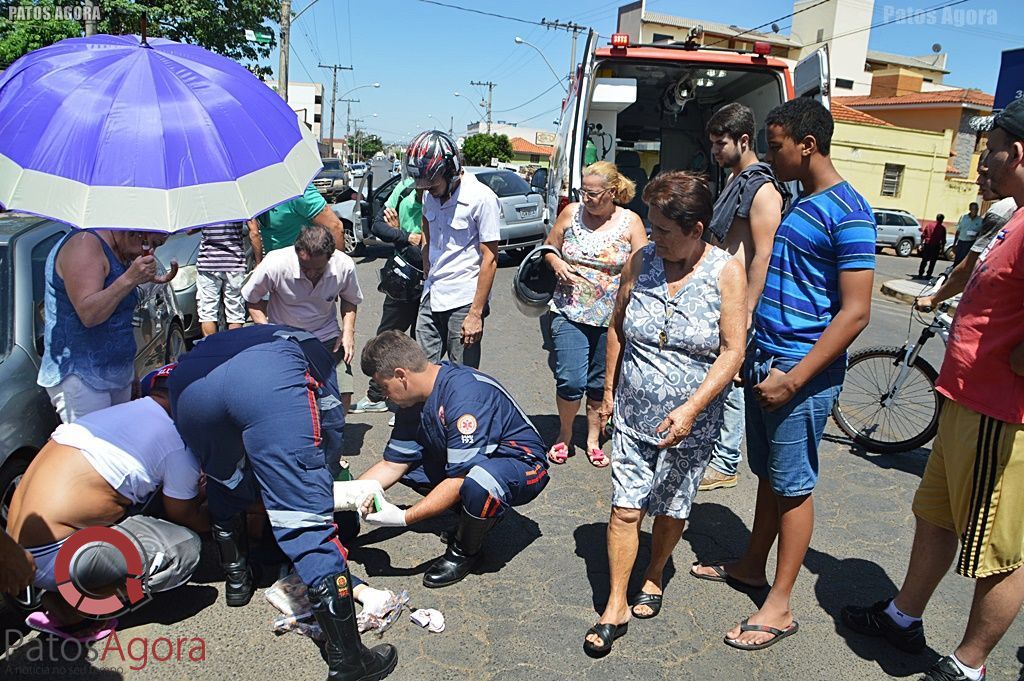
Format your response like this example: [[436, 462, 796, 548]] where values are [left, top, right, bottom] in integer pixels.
[[546, 29, 598, 224], [792, 45, 831, 108], [873, 212, 893, 245]]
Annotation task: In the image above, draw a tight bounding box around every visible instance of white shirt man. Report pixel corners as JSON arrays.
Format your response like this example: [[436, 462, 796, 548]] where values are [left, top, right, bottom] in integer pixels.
[[418, 171, 501, 368]]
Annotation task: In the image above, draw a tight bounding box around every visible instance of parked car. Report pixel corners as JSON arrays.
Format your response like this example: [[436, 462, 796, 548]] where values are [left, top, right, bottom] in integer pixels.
[[312, 158, 350, 202], [155, 231, 202, 341], [349, 162, 368, 179], [0, 215, 188, 534], [874, 208, 921, 257], [333, 167, 546, 256]]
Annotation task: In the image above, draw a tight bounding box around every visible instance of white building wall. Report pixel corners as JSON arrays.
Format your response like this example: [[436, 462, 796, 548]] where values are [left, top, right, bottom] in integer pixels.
[[266, 81, 324, 138], [791, 0, 874, 96]]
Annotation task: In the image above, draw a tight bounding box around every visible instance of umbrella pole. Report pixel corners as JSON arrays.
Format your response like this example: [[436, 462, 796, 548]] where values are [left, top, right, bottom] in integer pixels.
[[140, 14, 149, 47]]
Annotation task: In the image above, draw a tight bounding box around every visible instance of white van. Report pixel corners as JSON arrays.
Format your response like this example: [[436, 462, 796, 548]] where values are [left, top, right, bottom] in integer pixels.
[[545, 29, 830, 224]]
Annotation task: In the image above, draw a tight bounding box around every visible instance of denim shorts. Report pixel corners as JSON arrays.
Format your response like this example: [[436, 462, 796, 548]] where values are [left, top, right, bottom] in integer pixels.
[[548, 312, 608, 402], [744, 349, 844, 497]]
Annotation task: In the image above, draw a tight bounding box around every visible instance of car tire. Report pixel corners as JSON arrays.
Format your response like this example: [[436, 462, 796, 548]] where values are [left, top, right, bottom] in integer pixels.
[[0, 453, 43, 614], [342, 221, 366, 257], [165, 321, 186, 363], [895, 238, 914, 257]]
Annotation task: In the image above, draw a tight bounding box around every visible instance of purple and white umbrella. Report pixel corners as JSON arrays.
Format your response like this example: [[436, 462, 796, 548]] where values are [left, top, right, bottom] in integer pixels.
[[0, 34, 322, 232]]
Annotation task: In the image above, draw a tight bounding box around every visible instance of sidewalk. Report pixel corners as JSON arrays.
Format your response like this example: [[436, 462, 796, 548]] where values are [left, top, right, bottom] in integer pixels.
[[880, 277, 960, 309]]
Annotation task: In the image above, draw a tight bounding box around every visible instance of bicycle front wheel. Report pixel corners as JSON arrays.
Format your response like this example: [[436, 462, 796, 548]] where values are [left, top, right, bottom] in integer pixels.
[[832, 345, 942, 454]]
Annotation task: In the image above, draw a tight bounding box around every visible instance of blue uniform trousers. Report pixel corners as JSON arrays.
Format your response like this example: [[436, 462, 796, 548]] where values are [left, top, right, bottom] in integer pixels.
[[460, 458, 549, 518], [174, 339, 347, 587]]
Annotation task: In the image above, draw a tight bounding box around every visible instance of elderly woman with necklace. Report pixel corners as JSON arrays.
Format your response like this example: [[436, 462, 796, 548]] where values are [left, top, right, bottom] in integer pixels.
[[542, 161, 647, 467], [583, 171, 746, 656]]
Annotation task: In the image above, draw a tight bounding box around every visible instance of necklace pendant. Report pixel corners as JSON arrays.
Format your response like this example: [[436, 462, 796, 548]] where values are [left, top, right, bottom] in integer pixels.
[[659, 329, 668, 349]]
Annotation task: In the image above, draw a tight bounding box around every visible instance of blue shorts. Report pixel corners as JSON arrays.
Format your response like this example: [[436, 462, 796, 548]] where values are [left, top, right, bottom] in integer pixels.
[[744, 349, 843, 497], [547, 312, 608, 402]]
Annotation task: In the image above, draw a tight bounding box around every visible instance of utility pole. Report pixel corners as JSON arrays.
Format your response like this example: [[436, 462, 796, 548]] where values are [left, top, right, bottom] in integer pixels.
[[278, 0, 291, 102], [337, 98, 359, 164], [84, 0, 96, 36], [541, 18, 587, 82], [319, 63, 353, 154], [469, 80, 496, 134]]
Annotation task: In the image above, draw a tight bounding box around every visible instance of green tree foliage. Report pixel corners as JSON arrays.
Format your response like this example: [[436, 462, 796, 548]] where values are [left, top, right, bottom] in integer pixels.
[[0, 0, 278, 77], [461, 134, 513, 167], [0, 1, 82, 68], [349, 131, 384, 161]]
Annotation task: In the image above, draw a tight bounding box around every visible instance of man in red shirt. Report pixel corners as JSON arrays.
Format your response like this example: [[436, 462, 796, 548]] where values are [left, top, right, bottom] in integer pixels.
[[918, 213, 946, 279], [842, 98, 1024, 681]]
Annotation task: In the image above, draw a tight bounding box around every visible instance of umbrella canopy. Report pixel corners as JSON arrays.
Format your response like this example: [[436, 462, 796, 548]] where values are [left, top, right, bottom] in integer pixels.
[[0, 34, 322, 232]]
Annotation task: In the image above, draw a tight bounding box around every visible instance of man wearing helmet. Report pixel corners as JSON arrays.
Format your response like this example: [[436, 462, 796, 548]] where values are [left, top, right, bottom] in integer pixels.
[[404, 130, 501, 369]]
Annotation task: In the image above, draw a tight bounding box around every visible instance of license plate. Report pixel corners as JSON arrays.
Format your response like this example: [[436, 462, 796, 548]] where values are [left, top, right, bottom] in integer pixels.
[[517, 207, 537, 219]]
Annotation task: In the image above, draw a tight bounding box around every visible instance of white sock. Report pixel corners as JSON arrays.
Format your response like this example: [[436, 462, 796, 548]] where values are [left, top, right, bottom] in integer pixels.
[[949, 653, 984, 681], [883, 600, 921, 629]]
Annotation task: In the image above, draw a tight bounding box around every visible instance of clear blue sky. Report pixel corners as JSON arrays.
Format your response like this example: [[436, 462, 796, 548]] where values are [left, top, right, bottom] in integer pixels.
[[259, 0, 1024, 144]]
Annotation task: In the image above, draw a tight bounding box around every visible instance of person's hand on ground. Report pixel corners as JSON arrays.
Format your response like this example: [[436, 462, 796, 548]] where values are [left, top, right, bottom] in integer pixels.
[[753, 367, 796, 411], [460, 311, 483, 346], [656, 403, 697, 448], [0, 530, 35, 595]]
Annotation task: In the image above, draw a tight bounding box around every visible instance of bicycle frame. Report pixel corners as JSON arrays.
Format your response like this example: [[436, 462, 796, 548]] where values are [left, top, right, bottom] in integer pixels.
[[882, 307, 951, 409]]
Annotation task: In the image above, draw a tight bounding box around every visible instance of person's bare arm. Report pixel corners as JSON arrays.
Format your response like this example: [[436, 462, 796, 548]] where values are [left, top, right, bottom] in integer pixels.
[[743, 184, 783, 323], [403, 478, 463, 524], [162, 495, 210, 533], [754, 269, 874, 410], [916, 252, 977, 310], [246, 300, 268, 324], [247, 219, 264, 265], [599, 249, 643, 424], [627, 212, 649, 252], [0, 529, 35, 595], [461, 241, 498, 345], [543, 203, 576, 277], [312, 204, 345, 252], [358, 460, 409, 491], [657, 257, 747, 447], [58, 233, 154, 328], [339, 299, 357, 364], [421, 215, 431, 278]]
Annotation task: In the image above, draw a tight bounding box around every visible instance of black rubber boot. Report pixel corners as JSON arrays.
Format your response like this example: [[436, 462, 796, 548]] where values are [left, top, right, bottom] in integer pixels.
[[212, 514, 255, 607], [423, 509, 497, 588], [309, 570, 398, 681]]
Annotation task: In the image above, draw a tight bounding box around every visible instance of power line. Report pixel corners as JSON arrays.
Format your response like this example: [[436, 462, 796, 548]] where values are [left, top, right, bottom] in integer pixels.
[[514, 107, 559, 126], [705, 0, 832, 48], [415, 0, 543, 27], [493, 80, 565, 113]]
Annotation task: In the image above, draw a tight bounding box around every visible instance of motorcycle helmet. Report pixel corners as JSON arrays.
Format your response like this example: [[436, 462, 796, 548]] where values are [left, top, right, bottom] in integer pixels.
[[377, 250, 424, 302], [511, 245, 560, 317], [404, 130, 461, 190]]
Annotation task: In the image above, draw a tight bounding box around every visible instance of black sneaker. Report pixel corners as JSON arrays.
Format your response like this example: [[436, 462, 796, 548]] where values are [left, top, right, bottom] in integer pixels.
[[841, 599, 926, 653], [919, 656, 985, 681]]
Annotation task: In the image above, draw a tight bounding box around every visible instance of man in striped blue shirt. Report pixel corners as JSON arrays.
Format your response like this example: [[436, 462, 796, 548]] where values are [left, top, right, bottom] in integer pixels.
[[692, 98, 876, 651]]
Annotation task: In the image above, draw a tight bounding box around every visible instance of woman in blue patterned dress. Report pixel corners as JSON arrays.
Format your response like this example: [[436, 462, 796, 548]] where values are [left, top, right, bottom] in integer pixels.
[[583, 171, 747, 656]]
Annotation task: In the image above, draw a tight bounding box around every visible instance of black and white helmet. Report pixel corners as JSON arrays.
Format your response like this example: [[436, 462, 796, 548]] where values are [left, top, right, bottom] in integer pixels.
[[404, 130, 461, 188], [511, 245, 560, 317]]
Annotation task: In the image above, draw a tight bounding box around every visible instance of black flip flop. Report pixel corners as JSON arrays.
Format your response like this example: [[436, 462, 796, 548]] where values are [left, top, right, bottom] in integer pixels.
[[690, 563, 769, 590], [723, 618, 799, 651], [629, 592, 663, 619], [583, 621, 628, 657]]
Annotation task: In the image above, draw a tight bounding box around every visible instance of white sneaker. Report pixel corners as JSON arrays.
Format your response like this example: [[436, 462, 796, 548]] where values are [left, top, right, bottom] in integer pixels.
[[388, 414, 396, 427]]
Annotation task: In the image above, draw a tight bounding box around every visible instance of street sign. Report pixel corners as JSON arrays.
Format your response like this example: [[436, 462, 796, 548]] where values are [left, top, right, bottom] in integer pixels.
[[244, 29, 273, 45], [994, 47, 1024, 110]]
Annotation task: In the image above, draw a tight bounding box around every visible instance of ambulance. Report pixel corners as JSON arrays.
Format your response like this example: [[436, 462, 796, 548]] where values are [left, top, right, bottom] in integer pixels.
[[545, 28, 831, 224]]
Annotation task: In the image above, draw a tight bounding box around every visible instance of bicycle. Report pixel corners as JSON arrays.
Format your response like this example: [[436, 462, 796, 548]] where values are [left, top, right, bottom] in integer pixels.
[[831, 277, 953, 454]]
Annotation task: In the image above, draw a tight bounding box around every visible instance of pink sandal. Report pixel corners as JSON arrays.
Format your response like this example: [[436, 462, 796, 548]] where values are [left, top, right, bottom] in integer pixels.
[[547, 442, 570, 464], [587, 448, 609, 468], [26, 611, 118, 642]]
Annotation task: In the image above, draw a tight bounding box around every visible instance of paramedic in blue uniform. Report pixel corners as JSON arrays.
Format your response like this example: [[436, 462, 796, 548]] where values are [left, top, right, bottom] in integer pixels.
[[166, 324, 397, 681], [357, 330, 550, 588]]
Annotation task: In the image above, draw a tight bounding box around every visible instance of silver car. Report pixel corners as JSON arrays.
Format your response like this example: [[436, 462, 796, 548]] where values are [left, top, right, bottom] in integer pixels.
[[335, 167, 546, 256], [0, 216, 187, 532], [874, 208, 921, 258]]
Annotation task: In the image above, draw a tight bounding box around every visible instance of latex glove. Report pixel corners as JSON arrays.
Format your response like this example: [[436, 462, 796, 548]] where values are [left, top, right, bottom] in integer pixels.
[[332, 480, 384, 511], [357, 586, 395, 617], [364, 497, 407, 527]]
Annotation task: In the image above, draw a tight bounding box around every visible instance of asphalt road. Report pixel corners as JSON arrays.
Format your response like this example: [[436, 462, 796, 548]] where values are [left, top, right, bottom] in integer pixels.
[[2, 249, 1021, 681]]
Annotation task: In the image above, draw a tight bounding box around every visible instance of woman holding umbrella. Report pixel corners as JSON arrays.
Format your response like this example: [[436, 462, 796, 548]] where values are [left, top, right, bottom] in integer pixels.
[[37, 229, 174, 423]]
